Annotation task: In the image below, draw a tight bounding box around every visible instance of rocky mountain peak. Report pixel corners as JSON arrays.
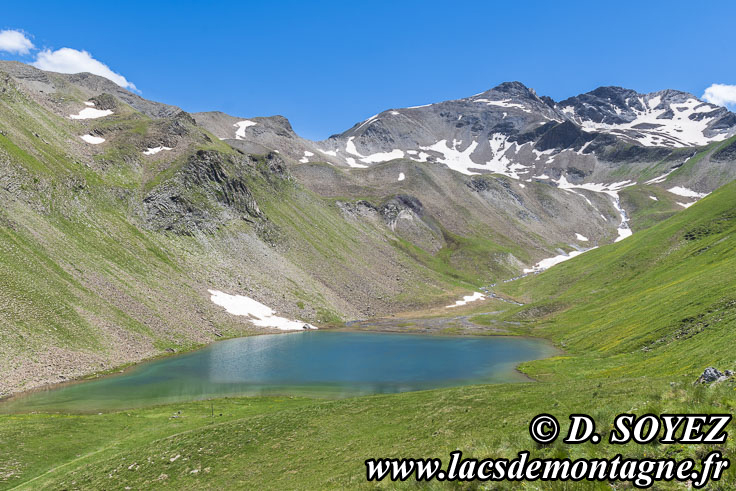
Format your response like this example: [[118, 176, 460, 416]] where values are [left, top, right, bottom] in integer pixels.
[[557, 86, 735, 147], [488, 81, 538, 99]]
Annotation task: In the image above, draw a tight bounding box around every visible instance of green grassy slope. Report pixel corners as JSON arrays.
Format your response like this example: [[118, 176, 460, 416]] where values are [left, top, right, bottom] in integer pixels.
[[1, 375, 733, 488], [487, 180, 736, 382]]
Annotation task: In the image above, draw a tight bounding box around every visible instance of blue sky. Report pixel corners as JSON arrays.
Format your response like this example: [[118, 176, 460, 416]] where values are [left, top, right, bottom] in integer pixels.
[[1, 0, 735, 140]]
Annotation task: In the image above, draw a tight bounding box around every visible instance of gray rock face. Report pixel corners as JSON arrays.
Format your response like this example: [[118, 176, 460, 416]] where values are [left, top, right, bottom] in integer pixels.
[[142, 150, 268, 235], [695, 366, 726, 384]]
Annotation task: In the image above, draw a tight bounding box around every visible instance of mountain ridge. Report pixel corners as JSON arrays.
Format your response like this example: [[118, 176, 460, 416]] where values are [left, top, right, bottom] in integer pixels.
[[195, 79, 735, 197]]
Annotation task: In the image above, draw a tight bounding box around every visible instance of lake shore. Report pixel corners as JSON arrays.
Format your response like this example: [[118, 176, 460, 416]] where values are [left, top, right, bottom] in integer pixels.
[[1, 303, 558, 412]]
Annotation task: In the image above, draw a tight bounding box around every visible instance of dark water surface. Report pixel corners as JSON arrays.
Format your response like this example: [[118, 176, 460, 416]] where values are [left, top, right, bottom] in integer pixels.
[[2, 331, 556, 412]]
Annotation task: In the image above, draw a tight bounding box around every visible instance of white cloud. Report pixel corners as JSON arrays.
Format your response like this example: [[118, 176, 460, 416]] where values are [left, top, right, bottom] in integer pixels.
[[702, 84, 736, 108], [32, 47, 137, 91], [0, 29, 35, 55]]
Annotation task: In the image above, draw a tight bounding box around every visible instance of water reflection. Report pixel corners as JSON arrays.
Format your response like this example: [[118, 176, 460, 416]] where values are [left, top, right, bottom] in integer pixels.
[[2, 332, 556, 412]]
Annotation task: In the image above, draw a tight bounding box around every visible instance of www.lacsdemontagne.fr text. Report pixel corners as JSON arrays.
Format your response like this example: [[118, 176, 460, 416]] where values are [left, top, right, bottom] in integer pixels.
[[365, 450, 729, 488]]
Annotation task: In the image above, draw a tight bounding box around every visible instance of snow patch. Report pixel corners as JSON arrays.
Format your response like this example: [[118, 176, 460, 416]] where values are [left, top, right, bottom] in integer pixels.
[[345, 157, 367, 169], [576, 97, 727, 147], [360, 149, 405, 163], [523, 249, 589, 274], [407, 151, 430, 162], [208, 289, 316, 331], [446, 292, 485, 308], [398, 172, 405, 181], [80, 134, 105, 144], [70, 107, 113, 120], [420, 139, 480, 175], [233, 120, 257, 140], [473, 98, 531, 113], [667, 186, 707, 198], [143, 146, 172, 155], [354, 114, 379, 132], [644, 168, 677, 184], [649, 196, 658, 201], [345, 136, 404, 164], [575, 233, 589, 242], [299, 150, 315, 163]]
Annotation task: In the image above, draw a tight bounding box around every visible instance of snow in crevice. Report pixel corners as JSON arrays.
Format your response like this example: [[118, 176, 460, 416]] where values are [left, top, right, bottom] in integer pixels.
[[611, 194, 633, 242], [208, 289, 316, 331], [577, 140, 593, 155], [353, 114, 380, 132], [345, 136, 404, 164], [472, 98, 531, 113], [345, 156, 367, 169], [644, 168, 677, 184], [553, 175, 634, 242], [233, 120, 257, 139], [143, 146, 173, 155]]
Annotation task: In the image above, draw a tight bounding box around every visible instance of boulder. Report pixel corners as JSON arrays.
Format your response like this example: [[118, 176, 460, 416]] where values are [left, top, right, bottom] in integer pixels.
[[695, 366, 725, 385]]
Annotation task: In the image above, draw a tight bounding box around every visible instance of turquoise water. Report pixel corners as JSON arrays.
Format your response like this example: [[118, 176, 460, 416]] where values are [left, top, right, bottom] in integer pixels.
[[1, 331, 555, 412]]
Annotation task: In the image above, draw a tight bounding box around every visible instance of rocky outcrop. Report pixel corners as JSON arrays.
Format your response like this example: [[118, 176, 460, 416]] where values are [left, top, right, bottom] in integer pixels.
[[694, 366, 734, 385], [90, 93, 118, 111], [143, 150, 267, 234], [380, 195, 424, 223], [712, 138, 736, 162]]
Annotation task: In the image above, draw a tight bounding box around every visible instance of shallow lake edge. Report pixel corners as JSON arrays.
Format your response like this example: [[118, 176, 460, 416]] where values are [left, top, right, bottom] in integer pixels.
[[0, 324, 562, 413]]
